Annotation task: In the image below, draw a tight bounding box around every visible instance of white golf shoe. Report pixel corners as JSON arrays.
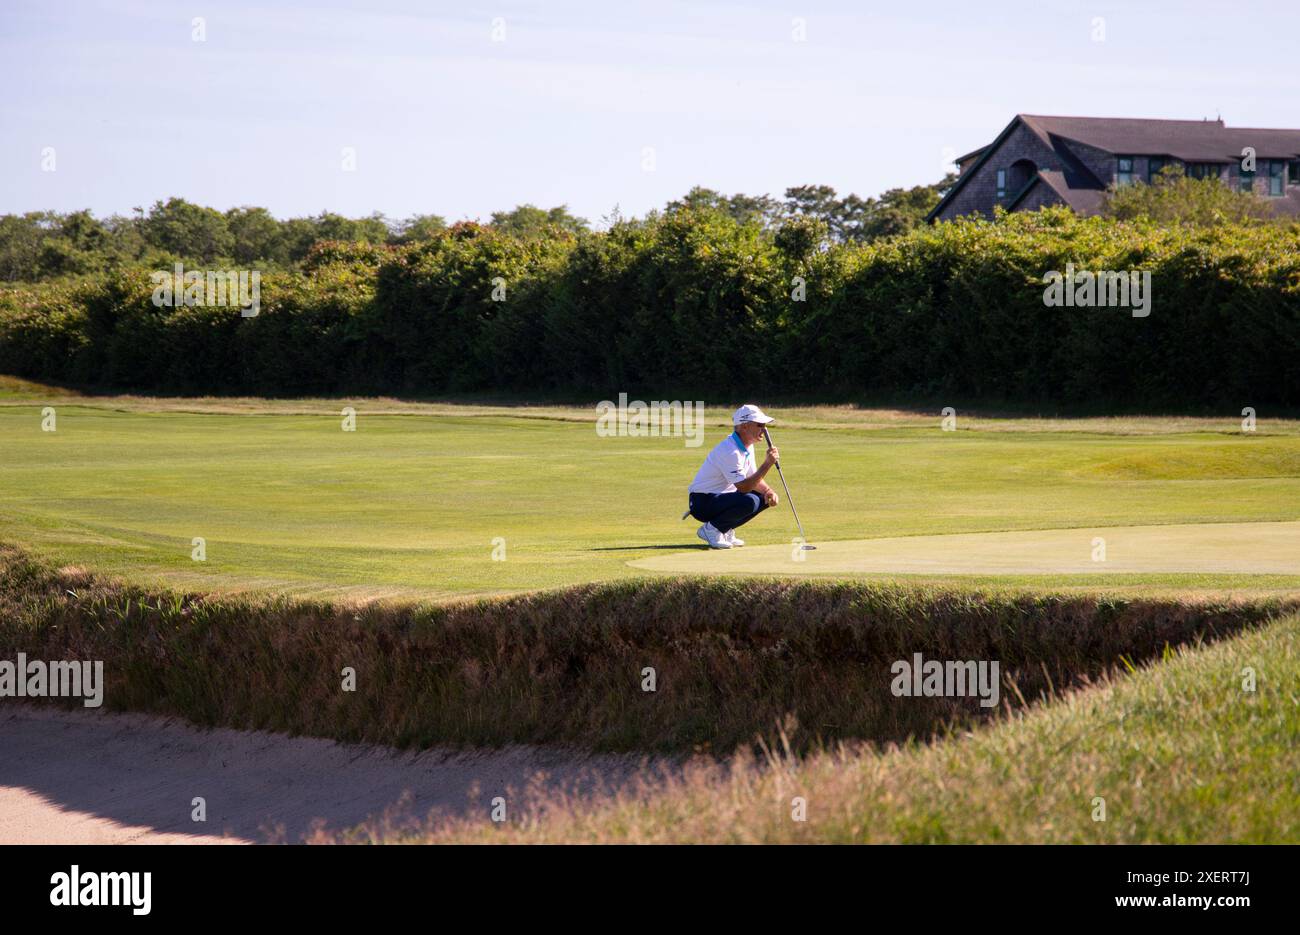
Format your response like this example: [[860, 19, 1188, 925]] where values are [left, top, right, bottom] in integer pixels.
[[696, 523, 731, 549], [724, 530, 745, 546]]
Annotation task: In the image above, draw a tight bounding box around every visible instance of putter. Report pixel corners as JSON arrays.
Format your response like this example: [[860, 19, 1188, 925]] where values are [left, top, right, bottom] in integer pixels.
[[762, 426, 816, 550]]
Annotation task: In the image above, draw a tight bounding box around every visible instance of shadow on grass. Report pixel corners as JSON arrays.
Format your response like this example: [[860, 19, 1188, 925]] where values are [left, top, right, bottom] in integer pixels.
[[586, 544, 702, 552]]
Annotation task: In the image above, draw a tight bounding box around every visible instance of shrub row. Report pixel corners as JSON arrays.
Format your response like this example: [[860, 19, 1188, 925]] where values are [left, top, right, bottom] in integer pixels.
[[1, 210, 1297, 407]]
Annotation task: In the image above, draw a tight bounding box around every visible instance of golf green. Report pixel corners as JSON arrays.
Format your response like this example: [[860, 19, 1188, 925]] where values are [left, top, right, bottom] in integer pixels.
[[631, 520, 1300, 576], [2, 389, 1298, 599]]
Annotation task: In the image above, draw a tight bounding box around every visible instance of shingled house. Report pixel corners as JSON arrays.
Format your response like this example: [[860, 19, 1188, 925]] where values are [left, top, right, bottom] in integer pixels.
[[927, 114, 1300, 221]]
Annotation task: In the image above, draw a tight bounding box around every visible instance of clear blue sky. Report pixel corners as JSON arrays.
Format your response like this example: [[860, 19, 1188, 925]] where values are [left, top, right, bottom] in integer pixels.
[[3, 0, 1297, 225]]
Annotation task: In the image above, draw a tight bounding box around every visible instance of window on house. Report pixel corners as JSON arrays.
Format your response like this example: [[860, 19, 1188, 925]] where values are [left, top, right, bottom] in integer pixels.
[[1240, 166, 1255, 193], [996, 169, 1006, 199], [1117, 157, 1134, 186], [1148, 158, 1165, 182], [1269, 160, 1284, 195], [1188, 163, 1219, 180], [1289, 161, 1300, 186]]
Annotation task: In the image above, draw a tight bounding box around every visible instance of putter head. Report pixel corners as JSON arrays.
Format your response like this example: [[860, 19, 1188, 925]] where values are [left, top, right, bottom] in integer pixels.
[[801, 544, 817, 550]]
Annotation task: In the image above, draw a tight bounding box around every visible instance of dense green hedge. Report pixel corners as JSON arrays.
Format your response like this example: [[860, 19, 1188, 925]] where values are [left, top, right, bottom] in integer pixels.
[[1, 210, 1297, 406]]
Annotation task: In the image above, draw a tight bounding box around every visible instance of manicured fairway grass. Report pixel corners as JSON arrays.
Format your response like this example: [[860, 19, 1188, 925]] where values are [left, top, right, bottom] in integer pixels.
[[634, 521, 1300, 576], [2, 379, 1298, 599]]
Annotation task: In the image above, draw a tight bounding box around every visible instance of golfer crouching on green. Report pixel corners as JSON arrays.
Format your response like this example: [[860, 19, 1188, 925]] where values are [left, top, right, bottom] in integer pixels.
[[685, 404, 780, 549]]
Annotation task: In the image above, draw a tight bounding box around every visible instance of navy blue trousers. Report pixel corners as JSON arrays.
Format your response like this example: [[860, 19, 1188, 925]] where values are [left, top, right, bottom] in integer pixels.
[[689, 491, 767, 534]]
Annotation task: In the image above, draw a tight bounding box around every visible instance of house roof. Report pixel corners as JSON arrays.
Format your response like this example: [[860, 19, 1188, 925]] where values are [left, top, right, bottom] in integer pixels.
[[954, 145, 988, 164], [927, 113, 1300, 222], [1007, 169, 1108, 216], [1019, 114, 1300, 161]]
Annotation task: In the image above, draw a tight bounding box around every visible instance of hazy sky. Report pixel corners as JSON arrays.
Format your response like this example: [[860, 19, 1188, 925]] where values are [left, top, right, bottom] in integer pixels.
[[3, 0, 1297, 225]]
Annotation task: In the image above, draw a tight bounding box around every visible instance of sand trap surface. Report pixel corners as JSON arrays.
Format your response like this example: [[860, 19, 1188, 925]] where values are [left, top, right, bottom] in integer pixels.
[[631, 521, 1300, 576], [0, 705, 652, 844]]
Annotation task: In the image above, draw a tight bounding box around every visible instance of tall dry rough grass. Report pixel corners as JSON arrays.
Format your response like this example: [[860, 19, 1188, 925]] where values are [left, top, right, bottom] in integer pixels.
[[339, 614, 1300, 844], [0, 544, 1290, 753]]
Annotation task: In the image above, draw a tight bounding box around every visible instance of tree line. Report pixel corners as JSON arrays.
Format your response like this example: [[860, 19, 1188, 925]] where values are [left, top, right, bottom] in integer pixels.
[[0, 177, 951, 282]]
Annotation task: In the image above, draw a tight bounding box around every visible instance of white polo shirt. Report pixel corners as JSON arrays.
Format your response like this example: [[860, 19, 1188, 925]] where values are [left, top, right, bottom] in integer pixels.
[[689, 431, 756, 494]]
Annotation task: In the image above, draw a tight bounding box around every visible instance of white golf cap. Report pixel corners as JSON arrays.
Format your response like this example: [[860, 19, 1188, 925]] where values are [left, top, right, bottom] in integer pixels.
[[732, 404, 774, 425]]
